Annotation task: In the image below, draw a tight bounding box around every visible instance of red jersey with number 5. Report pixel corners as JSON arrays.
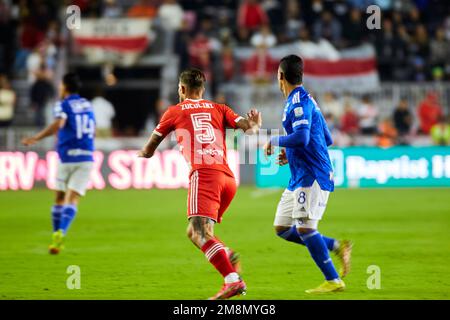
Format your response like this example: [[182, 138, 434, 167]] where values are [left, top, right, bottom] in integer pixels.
[[153, 98, 242, 177]]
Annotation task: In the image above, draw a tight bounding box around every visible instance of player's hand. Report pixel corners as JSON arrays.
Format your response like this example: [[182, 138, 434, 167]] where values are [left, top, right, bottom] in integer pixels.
[[263, 141, 274, 157], [276, 149, 288, 166], [246, 108, 262, 127], [137, 149, 153, 158], [21, 137, 38, 146]]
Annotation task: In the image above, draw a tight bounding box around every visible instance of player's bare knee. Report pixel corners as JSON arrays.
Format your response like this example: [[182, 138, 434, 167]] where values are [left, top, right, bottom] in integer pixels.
[[275, 225, 290, 234], [297, 227, 315, 235], [64, 190, 81, 206], [189, 217, 214, 246], [55, 191, 65, 205]]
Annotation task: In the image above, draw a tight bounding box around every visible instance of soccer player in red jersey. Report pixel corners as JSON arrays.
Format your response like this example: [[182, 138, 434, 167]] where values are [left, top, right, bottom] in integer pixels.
[[138, 68, 262, 299]]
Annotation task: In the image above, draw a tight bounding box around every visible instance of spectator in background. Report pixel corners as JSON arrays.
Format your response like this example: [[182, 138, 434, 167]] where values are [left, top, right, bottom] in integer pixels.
[[127, 0, 158, 18], [284, 0, 304, 42], [237, 0, 268, 31], [303, 0, 324, 26], [324, 112, 336, 131], [430, 27, 450, 69], [30, 64, 55, 126], [404, 7, 422, 34], [346, 0, 373, 11], [0, 74, 15, 127], [342, 7, 364, 48], [158, 0, 184, 31], [410, 24, 430, 63], [243, 46, 277, 83], [340, 102, 359, 135], [220, 45, 235, 82], [236, 27, 251, 45], [250, 24, 277, 48], [102, 0, 123, 18], [321, 92, 343, 120], [417, 92, 443, 134], [188, 32, 213, 86], [325, 111, 352, 146], [14, 19, 45, 73], [313, 11, 342, 45], [393, 98, 412, 138], [430, 116, 450, 146], [358, 95, 378, 135], [91, 87, 115, 138], [26, 41, 56, 83], [374, 18, 409, 80], [261, 0, 283, 32], [0, 1, 15, 76], [377, 118, 398, 148]]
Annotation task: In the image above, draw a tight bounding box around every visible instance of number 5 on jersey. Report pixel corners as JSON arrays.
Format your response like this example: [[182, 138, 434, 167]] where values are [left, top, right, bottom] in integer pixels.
[[191, 113, 216, 144]]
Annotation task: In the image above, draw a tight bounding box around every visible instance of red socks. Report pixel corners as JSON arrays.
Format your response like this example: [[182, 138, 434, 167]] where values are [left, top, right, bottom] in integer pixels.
[[201, 238, 235, 277]]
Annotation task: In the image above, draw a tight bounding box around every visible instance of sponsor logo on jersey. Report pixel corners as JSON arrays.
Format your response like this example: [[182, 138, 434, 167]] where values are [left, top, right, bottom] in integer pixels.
[[196, 148, 224, 157], [294, 107, 303, 117]]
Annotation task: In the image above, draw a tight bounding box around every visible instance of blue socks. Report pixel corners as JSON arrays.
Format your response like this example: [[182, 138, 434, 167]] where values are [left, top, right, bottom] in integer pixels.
[[51, 205, 63, 232], [277, 225, 305, 244], [59, 204, 77, 235], [277, 225, 337, 251], [322, 236, 337, 251], [300, 230, 339, 281]]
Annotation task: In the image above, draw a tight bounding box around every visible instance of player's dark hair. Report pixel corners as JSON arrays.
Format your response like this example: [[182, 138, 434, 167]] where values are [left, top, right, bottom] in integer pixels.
[[63, 73, 82, 93], [279, 55, 303, 85], [179, 68, 206, 91]]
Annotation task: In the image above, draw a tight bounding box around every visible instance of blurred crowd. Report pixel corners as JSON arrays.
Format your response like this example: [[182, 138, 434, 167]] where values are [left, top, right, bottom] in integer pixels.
[[0, 0, 449, 146], [320, 90, 450, 147]]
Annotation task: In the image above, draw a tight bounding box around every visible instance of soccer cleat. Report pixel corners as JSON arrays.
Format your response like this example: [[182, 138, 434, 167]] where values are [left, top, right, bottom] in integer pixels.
[[305, 279, 345, 294], [334, 240, 353, 278], [48, 230, 64, 255], [208, 280, 247, 300], [228, 250, 242, 274]]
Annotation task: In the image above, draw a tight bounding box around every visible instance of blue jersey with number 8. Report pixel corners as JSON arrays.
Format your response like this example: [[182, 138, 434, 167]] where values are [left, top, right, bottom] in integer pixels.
[[53, 94, 95, 163]]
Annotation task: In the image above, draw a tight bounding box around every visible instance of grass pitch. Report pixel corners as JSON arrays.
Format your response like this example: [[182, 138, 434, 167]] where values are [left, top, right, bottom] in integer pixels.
[[0, 187, 449, 300]]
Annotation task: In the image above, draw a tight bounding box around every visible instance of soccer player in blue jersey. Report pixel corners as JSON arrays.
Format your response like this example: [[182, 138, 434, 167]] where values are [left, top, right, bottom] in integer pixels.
[[264, 55, 352, 293], [22, 73, 95, 254]]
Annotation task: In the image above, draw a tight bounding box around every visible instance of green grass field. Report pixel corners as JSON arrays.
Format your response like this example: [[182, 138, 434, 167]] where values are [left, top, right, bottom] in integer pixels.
[[0, 187, 449, 300]]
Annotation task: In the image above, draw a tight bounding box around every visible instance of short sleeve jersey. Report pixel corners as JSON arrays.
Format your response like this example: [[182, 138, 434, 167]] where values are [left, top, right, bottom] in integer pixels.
[[53, 94, 96, 163], [154, 98, 243, 177]]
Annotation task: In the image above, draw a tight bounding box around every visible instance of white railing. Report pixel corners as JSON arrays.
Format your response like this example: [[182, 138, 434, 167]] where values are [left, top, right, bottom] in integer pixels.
[[219, 82, 450, 130]]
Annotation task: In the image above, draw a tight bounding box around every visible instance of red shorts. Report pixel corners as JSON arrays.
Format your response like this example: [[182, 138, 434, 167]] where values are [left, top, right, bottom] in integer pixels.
[[187, 169, 237, 223]]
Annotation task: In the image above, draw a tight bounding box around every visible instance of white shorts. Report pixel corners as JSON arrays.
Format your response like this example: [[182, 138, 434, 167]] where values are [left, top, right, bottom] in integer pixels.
[[273, 181, 330, 229], [55, 161, 93, 196]]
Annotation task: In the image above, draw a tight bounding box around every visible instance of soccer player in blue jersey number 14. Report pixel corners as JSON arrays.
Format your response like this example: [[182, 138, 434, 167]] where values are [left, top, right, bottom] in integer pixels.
[[22, 73, 95, 255], [264, 55, 353, 294]]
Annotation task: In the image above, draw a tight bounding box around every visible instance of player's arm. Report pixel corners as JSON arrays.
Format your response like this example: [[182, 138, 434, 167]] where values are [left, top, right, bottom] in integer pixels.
[[270, 128, 310, 148], [276, 148, 288, 166], [137, 133, 164, 158], [137, 107, 174, 158], [223, 104, 262, 135], [264, 104, 312, 156], [22, 119, 66, 146], [235, 109, 262, 135]]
